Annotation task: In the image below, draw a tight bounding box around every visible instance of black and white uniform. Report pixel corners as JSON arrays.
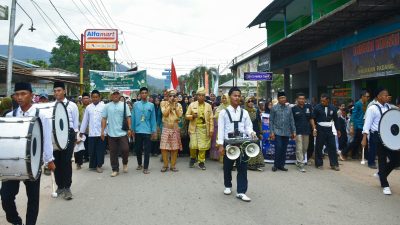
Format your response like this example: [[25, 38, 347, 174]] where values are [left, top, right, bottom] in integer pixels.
[[1, 105, 53, 225]]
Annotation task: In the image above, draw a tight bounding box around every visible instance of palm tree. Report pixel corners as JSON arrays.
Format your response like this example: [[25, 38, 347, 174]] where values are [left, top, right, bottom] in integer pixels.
[[186, 66, 218, 94]]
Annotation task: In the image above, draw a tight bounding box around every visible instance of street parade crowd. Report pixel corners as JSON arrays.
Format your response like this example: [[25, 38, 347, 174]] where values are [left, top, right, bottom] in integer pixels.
[[0, 81, 399, 225]]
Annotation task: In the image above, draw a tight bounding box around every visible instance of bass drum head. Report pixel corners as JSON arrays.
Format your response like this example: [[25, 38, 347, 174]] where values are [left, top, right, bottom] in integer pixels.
[[379, 109, 400, 151], [29, 118, 43, 180], [53, 102, 70, 150]]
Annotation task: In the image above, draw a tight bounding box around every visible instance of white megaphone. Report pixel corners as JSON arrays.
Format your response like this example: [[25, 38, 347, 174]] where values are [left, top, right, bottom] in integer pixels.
[[245, 143, 260, 158], [226, 145, 241, 160]]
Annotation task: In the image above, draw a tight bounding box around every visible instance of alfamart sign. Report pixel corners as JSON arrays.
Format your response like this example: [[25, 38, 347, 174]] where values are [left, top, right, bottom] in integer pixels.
[[84, 29, 118, 51]]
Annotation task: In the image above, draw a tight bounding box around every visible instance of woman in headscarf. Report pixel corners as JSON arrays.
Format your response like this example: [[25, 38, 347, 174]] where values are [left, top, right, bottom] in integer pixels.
[[179, 96, 190, 157], [210, 93, 230, 161], [151, 95, 163, 156], [245, 96, 265, 171]]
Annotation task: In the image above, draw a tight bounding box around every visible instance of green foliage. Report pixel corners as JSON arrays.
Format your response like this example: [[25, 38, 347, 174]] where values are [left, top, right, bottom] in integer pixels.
[[49, 35, 111, 78], [27, 59, 49, 68], [185, 66, 218, 93], [218, 73, 234, 85], [258, 73, 284, 98]]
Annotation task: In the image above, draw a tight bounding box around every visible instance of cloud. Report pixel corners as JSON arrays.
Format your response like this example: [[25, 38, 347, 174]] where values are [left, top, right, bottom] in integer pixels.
[[0, 0, 272, 77]]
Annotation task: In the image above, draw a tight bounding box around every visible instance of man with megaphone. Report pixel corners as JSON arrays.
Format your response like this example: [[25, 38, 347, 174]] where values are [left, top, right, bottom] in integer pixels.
[[217, 87, 258, 202]]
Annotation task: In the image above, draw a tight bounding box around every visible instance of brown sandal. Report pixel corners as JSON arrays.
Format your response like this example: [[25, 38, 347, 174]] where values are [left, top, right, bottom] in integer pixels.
[[136, 165, 143, 170], [143, 169, 150, 174], [170, 167, 179, 172], [161, 167, 168, 172]]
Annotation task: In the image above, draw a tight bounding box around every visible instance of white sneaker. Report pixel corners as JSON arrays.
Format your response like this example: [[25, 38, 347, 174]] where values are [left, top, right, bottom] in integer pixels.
[[223, 188, 232, 195], [383, 187, 392, 195], [236, 193, 251, 202]]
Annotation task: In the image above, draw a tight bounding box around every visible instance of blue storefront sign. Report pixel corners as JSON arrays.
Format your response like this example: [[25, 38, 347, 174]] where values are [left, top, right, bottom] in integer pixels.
[[261, 113, 297, 164], [244, 72, 273, 81]]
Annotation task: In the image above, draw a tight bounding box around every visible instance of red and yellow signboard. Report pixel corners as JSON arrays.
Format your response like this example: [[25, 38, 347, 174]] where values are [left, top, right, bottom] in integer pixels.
[[84, 29, 118, 51]]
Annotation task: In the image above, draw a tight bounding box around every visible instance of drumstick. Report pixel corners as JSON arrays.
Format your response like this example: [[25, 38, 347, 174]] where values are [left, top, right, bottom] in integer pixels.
[[361, 147, 366, 165], [50, 171, 57, 198]]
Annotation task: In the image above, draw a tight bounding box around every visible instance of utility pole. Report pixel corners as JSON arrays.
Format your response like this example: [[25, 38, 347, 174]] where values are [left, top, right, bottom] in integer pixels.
[[6, 0, 17, 97]]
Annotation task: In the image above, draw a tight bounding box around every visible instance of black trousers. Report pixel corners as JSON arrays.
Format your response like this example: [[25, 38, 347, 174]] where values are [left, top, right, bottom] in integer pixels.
[[315, 126, 338, 167], [88, 136, 106, 168], [83, 135, 89, 161], [151, 140, 160, 155], [53, 128, 74, 189], [135, 133, 152, 169], [371, 132, 400, 187], [1, 176, 41, 225], [223, 148, 248, 194], [342, 128, 362, 158]]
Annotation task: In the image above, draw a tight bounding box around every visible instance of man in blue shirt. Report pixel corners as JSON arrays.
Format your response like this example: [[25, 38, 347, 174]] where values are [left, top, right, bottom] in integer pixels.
[[101, 88, 132, 177], [340, 91, 370, 165], [132, 87, 157, 174]]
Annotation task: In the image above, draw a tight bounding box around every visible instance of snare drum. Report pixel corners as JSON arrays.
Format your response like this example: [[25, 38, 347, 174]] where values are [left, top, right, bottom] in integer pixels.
[[0, 117, 43, 181], [35, 102, 70, 150]]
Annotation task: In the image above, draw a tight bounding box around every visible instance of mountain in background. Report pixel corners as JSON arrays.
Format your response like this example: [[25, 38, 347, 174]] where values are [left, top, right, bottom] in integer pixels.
[[0, 45, 51, 63], [0, 45, 164, 90]]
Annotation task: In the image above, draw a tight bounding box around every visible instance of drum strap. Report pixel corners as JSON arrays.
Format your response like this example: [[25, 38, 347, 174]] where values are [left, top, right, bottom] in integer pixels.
[[65, 100, 70, 108], [225, 108, 243, 132], [12, 108, 18, 117], [35, 108, 39, 117], [374, 104, 390, 117]]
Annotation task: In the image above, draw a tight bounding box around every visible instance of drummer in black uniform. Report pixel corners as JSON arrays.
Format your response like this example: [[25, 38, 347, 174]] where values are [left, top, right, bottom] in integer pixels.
[[362, 88, 400, 195], [1, 82, 55, 225], [311, 93, 341, 171], [53, 82, 79, 200]]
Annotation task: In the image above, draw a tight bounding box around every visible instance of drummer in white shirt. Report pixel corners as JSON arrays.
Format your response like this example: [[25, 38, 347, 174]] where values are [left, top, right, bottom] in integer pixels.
[[79, 90, 106, 173], [53, 81, 79, 200], [1, 82, 55, 225], [362, 88, 400, 195]]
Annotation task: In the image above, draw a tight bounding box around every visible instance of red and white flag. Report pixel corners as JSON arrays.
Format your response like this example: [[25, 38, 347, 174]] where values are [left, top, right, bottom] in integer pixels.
[[170, 59, 179, 89]]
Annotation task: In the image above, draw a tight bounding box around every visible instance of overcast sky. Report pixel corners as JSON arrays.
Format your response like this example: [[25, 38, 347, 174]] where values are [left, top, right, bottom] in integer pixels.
[[0, 0, 271, 78]]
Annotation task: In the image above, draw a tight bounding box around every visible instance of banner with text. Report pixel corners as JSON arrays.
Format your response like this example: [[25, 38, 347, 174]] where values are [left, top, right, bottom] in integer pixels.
[[89, 70, 147, 92], [342, 31, 400, 81]]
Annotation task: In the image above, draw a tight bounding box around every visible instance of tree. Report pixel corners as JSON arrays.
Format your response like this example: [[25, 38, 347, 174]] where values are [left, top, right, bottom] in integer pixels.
[[49, 35, 111, 84], [258, 73, 284, 98], [185, 66, 218, 93], [27, 59, 49, 68], [218, 73, 234, 85]]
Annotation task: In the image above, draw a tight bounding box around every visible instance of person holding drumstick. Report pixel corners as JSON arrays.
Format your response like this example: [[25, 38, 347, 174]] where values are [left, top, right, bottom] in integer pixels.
[[1, 82, 55, 225], [53, 81, 79, 200], [362, 88, 400, 195]]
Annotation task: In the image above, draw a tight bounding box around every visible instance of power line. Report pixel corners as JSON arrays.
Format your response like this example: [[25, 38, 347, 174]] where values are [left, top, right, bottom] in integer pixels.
[[71, 0, 95, 28], [29, 2, 58, 38], [78, 0, 105, 27], [48, 0, 80, 40], [31, 0, 65, 35], [87, 0, 110, 28]]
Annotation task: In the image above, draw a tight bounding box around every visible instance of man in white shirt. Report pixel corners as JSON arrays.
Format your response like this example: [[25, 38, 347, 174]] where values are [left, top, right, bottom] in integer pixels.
[[217, 87, 257, 202], [53, 81, 79, 200], [80, 90, 106, 173], [1, 82, 55, 225], [362, 88, 400, 195]]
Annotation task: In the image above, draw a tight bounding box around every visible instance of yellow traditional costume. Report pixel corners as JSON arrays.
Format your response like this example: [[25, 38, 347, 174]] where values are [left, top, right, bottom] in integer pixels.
[[185, 87, 214, 169]]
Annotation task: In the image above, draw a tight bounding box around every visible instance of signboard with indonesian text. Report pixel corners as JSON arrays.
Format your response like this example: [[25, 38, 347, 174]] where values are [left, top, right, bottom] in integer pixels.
[[84, 29, 118, 51], [342, 31, 400, 81]]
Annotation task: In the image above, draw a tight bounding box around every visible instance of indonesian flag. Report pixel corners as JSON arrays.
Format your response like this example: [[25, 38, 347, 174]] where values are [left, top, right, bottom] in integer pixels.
[[170, 59, 179, 89]]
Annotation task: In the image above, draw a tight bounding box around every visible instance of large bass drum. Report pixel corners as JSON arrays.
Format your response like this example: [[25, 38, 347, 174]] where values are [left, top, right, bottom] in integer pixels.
[[379, 109, 400, 151], [0, 117, 43, 181], [35, 102, 70, 150]]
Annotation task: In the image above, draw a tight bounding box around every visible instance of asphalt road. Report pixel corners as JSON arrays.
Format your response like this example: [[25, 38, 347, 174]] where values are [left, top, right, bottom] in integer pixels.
[[1, 155, 400, 225]]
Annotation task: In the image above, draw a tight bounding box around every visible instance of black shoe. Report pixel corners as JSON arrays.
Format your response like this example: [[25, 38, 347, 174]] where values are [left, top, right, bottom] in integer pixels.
[[331, 166, 340, 171], [272, 166, 277, 172], [56, 188, 65, 196], [198, 162, 206, 170], [278, 167, 288, 171], [316, 166, 323, 170], [189, 158, 195, 168]]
